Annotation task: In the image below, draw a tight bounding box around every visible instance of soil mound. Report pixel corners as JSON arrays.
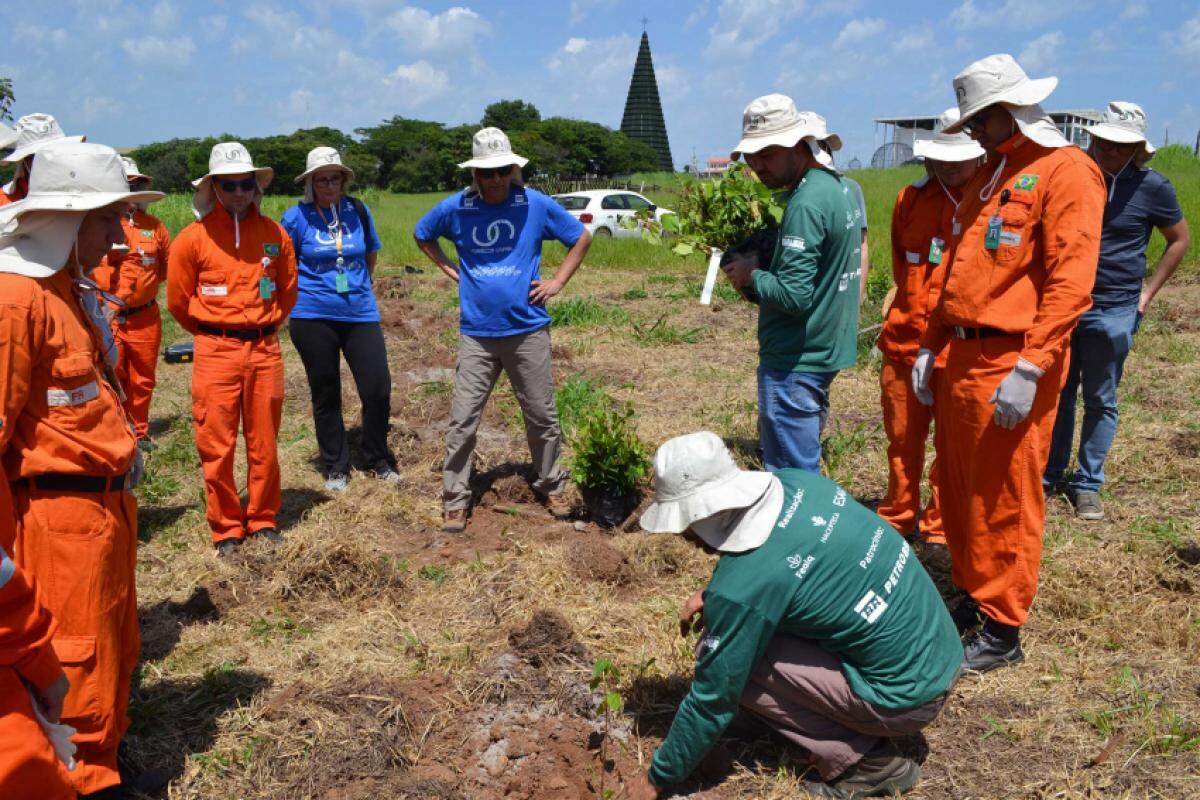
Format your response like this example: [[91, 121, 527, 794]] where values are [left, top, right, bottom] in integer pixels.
[[566, 533, 636, 585], [507, 610, 589, 667]]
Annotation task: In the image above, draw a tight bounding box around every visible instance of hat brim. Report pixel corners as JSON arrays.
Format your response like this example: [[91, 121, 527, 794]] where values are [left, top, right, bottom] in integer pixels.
[[458, 153, 529, 170], [731, 127, 807, 160], [2, 135, 86, 164], [1088, 123, 1155, 153], [0, 189, 165, 221], [295, 163, 354, 184], [639, 469, 774, 533], [126, 172, 152, 185], [192, 166, 274, 190], [823, 133, 843, 152], [689, 475, 785, 553], [914, 139, 986, 162], [0, 211, 87, 278], [943, 76, 1059, 134]]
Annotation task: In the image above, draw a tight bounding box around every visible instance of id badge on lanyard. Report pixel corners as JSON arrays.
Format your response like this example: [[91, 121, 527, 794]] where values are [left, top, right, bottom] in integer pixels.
[[331, 217, 349, 294], [259, 257, 274, 300], [928, 237, 944, 265], [984, 216, 1002, 251]]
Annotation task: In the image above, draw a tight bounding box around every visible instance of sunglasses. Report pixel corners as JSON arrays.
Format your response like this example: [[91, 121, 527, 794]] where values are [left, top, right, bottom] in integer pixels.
[[313, 175, 344, 187], [218, 177, 257, 193], [475, 165, 514, 179], [962, 105, 1002, 136]]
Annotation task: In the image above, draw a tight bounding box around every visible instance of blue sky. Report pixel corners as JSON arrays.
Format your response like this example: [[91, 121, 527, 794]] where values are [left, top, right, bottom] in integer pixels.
[[6, 0, 1200, 169]]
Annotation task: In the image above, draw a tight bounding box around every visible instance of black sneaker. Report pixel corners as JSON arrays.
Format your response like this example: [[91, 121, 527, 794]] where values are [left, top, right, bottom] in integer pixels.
[[950, 594, 981, 634], [254, 528, 283, 544], [802, 741, 921, 798], [215, 539, 241, 559], [962, 619, 1024, 673]]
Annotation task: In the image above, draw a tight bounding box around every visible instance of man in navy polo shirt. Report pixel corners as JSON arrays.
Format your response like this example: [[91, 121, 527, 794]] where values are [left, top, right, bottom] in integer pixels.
[[415, 127, 592, 533], [1044, 102, 1190, 520]]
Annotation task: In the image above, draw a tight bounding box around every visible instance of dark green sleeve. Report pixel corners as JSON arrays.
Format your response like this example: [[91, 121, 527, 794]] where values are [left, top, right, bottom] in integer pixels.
[[751, 198, 826, 316], [648, 594, 777, 787]]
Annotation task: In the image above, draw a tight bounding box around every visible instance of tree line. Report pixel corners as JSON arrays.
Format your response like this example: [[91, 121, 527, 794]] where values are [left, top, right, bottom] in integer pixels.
[[126, 100, 662, 195]]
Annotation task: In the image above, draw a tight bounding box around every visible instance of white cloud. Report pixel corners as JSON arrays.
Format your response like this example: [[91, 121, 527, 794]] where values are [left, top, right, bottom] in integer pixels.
[[833, 17, 886, 49], [684, 1, 711, 30], [201, 15, 228, 36], [385, 61, 450, 103], [1167, 13, 1200, 62], [569, 0, 603, 25], [951, 0, 1080, 30], [80, 95, 125, 123], [14, 23, 68, 48], [563, 37, 589, 55], [1018, 31, 1064, 72], [706, 0, 807, 60], [384, 6, 491, 56], [150, 0, 179, 31], [891, 28, 934, 53], [122, 35, 195, 67], [1120, 2, 1148, 20]]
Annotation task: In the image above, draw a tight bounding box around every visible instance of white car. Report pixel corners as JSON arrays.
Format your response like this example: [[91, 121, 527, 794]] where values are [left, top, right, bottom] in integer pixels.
[[552, 190, 673, 238]]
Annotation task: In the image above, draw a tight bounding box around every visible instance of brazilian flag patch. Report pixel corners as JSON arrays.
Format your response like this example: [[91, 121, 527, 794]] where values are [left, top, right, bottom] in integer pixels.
[[141, 229, 153, 238], [1014, 174, 1039, 191], [263, 243, 280, 256]]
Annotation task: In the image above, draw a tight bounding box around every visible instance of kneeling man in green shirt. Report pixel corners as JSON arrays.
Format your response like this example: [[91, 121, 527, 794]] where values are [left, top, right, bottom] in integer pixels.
[[627, 432, 961, 800]]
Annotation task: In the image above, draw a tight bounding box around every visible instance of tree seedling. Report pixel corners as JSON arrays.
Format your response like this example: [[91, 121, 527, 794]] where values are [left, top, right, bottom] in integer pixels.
[[591, 658, 624, 800]]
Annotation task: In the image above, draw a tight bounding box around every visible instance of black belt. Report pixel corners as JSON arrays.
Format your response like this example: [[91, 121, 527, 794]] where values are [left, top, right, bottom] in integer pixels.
[[952, 325, 1013, 340], [118, 300, 156, 320], [198, 324, 276, 341], [12, 473, 128, 493]]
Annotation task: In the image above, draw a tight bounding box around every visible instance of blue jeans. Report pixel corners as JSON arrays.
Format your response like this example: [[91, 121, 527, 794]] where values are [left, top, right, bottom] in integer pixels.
[[1044, 303, 1141, 493], [758, 367, 838, 473]]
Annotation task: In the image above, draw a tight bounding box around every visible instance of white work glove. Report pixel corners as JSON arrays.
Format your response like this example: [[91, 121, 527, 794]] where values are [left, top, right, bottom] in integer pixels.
[[29, 690, 77, 771], [990, 359, 1043, 429], [911, 349, 935, 406], [129, 447, 145, 490]]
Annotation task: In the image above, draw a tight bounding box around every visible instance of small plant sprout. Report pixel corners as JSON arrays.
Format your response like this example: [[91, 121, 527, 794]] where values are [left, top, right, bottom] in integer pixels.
[[590, 658, 623, 800]]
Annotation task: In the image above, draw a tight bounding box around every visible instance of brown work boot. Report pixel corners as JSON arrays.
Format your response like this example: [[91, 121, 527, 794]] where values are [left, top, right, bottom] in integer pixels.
[[803, 741, 921, 798], [442, 508, 467, 533], [543, 492, 572, 520]]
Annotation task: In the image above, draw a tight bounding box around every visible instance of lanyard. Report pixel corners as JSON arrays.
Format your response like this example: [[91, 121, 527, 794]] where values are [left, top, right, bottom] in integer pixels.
[[978, 155, 1007, 202], [937, 178, 960, 213], [315, 202, 344, 264]]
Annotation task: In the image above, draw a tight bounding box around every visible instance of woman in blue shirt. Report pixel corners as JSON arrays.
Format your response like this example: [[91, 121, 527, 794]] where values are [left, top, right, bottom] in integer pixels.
[[282, 147, 397, 491], [1045, 103, 1191, 520]]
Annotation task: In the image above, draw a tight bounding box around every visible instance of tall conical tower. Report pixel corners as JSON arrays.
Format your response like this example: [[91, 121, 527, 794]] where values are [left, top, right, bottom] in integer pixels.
[[620, 31, 674, 172]]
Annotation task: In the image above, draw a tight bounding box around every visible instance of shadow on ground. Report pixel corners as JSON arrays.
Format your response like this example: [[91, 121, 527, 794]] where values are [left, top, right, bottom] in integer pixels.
[[138, 586, 222, 662], [137, 504, 193, 543], [278, 487, 333, 531], [146, 413, 182, 439]]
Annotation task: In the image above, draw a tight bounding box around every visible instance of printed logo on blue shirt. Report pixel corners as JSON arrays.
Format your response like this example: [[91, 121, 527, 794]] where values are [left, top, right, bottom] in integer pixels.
[[470, 219, 517, 250]]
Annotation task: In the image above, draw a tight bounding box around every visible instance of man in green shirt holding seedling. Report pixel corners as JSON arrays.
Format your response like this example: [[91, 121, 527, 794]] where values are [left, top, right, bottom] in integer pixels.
[[627, 432, 961, 799], [722, 94, 862, 474]]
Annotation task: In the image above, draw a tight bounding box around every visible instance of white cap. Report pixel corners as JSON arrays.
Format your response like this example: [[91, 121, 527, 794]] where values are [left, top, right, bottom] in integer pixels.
[[191, 141, 273, 219], [639, 431, 782, 553], [2, 113, 85, 163], [0, 141, 164, 278], [943, 54, 1058, 135], [730, 94, 840, 168], [1087, 101, 1155, 157], [457, 127, 529, 170], [914, 108, 986, 162]]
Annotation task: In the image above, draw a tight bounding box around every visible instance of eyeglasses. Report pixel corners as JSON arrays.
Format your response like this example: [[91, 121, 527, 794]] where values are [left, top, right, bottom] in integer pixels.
[[218, 177, 257, 193], [962, 105, 1002, 136], [475, 165, 514, 179], [313, 175, 344, 187]]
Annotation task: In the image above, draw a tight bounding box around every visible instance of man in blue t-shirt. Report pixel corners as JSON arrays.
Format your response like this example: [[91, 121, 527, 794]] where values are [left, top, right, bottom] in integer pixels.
[[414, 127, 592, 533], [1045, 102, 1191, 520]]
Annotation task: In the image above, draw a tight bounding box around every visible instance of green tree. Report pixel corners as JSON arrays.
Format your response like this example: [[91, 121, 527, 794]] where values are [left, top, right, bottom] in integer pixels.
[[0, 77, 13, 122], [480, 99, 541, 132]]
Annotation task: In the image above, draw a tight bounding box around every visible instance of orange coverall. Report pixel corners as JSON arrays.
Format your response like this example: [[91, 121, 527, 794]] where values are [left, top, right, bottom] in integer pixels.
[[0, 483, 74, 800], [92, 210, 171, 440], [0, 268, 140, 795], [167, 203, 297, 543], [0, 177, 28, 207], [921, 134, 1104, 628], [876, 176, 957, 544]]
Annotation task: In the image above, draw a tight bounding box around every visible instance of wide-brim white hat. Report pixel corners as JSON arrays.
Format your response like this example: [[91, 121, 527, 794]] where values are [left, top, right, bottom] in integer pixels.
[[914, 107, 986, 162], [192, 141, 273, 219], [732, 94, 841, 161], [0, 142, 164, 277], [121, 156, 151, 184], [458, 127, 529, 170], [296, 146, 355, 183], [2, 113, 85, 163], [944, 53, 1057, 135], [639, 431, 778, 552], [1087, 101, 1155, 157]]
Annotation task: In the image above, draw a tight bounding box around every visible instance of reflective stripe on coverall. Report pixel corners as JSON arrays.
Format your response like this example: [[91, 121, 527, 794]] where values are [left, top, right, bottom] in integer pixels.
[[0, 484, 74, 800], [93, 210, 171, 439], [921, 135, 1105, 627], [876, 178, 956, 543], [0, 269, 140, 795], [167, 203, 297, 542]]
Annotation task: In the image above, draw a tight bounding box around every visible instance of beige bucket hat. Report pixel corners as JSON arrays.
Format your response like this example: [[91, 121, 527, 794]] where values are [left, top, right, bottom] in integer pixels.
[[121, 156, 151, 184], [296, 146, 354, 183], [731, 94, 840, 167], [943, 54, 1057, 134], [2, 113, 85, 163], [191, 141, 273, 219], [914, 108, 986, 162], [0, 141, 164, 278], [458, 128, 529, 170], [1088, 101, 1155, 157], [639, 431, 783, 553]]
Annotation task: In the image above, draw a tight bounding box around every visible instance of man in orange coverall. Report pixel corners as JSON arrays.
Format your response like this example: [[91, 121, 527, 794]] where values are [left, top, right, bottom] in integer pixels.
[[167, 142, 297, 557], [877, 108, 983, 557], [0, 484, 74, 800], [91, 157, 171, 449], [912, 54, 1105, 673], [0, 113, 84, 206], [0, 141, 161, 795]]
